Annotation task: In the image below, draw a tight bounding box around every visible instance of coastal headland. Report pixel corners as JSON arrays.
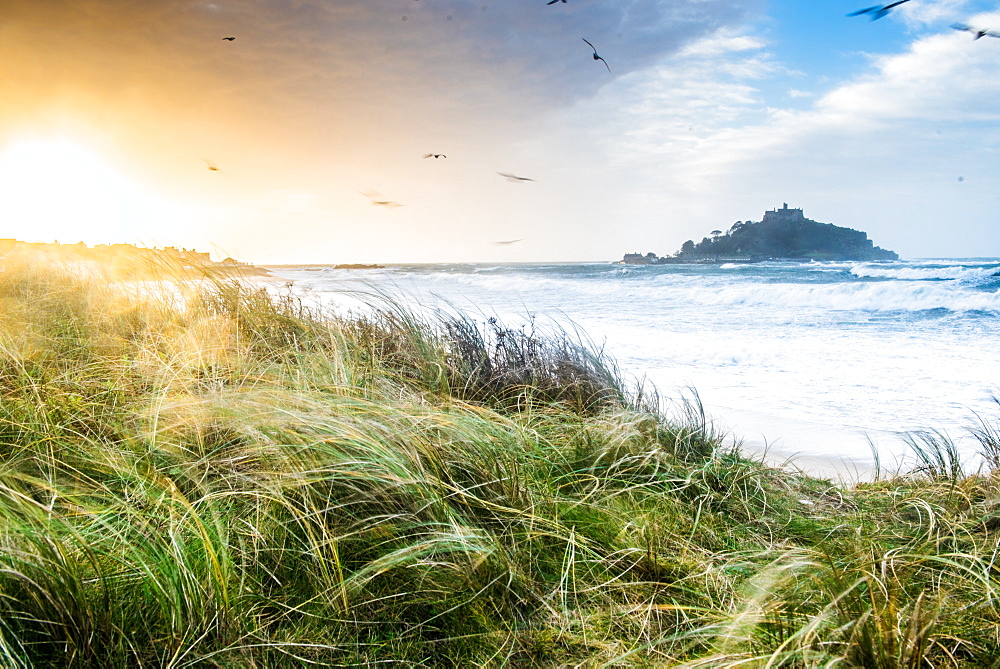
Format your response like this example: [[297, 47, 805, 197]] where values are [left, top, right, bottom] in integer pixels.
[[621, 203, 899, 264], [333, 263, 385, 269], [0, 238, 269, 276]]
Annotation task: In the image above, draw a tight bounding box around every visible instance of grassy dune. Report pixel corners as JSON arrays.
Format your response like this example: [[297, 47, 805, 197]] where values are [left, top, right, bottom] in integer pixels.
[[0, 257, 998, 666]]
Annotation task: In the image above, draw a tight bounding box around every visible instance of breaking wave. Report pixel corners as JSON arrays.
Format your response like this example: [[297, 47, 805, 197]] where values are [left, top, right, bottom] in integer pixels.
[[658, 280, 1000, 313], [271, 260, 1000, 317], [850, 263, 1000, 282]]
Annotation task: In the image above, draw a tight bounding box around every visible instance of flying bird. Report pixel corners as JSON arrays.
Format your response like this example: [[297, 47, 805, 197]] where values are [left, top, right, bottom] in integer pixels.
[[202, 159, 220, 171], [547, 0, 567, 4], [493, 239, 524, 245], [359, 190, 404, 208], [498, 172, 535, 183], [423, 153, 446, 159], [847, 0, 910, 21], [222, 36, 236, 41], [951, 23, 1000, 39], [582, 38, 611, 73]]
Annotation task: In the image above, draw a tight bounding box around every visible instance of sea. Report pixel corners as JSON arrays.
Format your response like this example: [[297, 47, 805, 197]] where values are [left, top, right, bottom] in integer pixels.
[[265, 258, 1000, 478]]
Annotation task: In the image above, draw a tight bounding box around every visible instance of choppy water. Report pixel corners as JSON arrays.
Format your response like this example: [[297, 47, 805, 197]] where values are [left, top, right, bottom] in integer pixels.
[[266, 258, 1000, 470]]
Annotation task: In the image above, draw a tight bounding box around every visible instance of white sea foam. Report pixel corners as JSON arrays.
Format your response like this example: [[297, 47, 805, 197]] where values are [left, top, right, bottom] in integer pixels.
[[807, 261, 858, 270], [654, 280, 1000, 313], [850, 263, 1000, 282], [266, 259, 1000, 472], [279, 262, 1000, 315]]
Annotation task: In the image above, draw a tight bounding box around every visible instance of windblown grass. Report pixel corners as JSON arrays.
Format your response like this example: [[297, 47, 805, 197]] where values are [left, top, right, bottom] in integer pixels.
[[0, 257, 998, 666]]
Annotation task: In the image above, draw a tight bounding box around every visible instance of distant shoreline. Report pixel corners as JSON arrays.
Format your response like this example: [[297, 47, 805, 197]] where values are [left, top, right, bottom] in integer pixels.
[[616, 256, 904, 265]]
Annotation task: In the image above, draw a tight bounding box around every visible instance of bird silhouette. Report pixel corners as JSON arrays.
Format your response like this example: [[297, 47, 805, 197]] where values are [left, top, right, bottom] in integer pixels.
[[498, 172, 535, 182], [582, 38, 611, 73], [847, 0, 910, 21], [493, 239, 524, 245], [359, 190, 404, 208], [222, 36, 236, 41], [202, 159, 220, 172], [547, 0, 567, 4], [423, 153, 446, 159], [951, 23, 1000, 39]]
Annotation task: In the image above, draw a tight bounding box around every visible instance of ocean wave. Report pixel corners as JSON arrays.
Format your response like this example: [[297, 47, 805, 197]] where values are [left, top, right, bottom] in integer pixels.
[[292, 263, 1000, 316], [807, 261, 859, 269], [657, 280, 1000, 313], [850, 264, 1000, 282]]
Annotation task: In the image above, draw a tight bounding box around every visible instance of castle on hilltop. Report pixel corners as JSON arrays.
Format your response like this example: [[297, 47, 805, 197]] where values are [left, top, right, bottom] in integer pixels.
[[761, 203, 805, 224]]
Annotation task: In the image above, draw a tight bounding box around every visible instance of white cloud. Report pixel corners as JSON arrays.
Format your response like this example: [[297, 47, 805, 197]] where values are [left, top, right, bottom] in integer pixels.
[[616, 13, 1000, 171], [677, 30, 767, 57], [897, 0, 976, 28]]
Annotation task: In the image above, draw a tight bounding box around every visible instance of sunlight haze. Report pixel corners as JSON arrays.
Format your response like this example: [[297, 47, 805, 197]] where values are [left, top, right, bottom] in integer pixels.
[[1, 0, 998, 263]]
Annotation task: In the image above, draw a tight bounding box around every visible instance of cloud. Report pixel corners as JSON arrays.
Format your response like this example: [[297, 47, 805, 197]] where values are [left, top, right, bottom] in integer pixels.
[[786, 89, 814, 99], [677, 30, 767, 58], [175, 0, 766, 103], [614, 11, 1000, 173], [814, 18, 1000, 125], [594, 25, 776, 162], [897, 0, 978, 28], [0, 0, 770, 160]]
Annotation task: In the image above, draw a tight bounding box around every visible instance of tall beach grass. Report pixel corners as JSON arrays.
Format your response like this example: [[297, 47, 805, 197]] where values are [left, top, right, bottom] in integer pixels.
[[0, 255, 998, 666]]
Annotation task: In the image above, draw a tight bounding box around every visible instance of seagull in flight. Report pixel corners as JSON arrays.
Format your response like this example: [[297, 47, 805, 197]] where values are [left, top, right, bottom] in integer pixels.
[[547, 0, 567, 4], [359, 190, 404, 208], [222, 36, 236, 41], [423, 153, 446, 159], [493, 239, 524, 245], [498, 172, 535, 183], [951, 23, 1000, 39], [582, 38, 611, 73], [202, 159, 220, 172], [847, 0, 910, 21]]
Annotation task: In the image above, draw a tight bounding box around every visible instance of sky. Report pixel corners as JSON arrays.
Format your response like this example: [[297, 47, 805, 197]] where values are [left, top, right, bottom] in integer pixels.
[[0, 0, 998, 263]]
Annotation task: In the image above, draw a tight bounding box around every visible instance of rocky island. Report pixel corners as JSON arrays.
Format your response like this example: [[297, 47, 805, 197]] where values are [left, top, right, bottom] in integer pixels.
[[622, 204, 899, 264]]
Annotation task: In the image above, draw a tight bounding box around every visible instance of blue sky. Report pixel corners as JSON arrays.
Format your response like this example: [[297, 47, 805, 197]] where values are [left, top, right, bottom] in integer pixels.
[[767, 1, 994, 96], [0, 0, 997, 262]]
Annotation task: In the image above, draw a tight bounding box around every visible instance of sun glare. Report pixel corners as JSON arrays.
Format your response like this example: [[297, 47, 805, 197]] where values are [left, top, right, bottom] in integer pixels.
[[0, 138, 179, 245]]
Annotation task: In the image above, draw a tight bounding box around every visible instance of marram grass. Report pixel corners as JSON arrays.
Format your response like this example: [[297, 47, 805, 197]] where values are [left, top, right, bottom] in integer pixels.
[[0, 257, 998, 666]]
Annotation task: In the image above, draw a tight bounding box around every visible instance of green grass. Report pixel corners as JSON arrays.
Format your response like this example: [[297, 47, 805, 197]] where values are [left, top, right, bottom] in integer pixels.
[[0, 256, 998, 666]]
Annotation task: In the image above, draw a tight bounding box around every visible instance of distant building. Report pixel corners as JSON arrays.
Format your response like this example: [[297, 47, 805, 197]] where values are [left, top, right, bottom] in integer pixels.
[[162, 246, 212, 265], [762, 203, 805, 224], [621, 252, 659, 265]]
